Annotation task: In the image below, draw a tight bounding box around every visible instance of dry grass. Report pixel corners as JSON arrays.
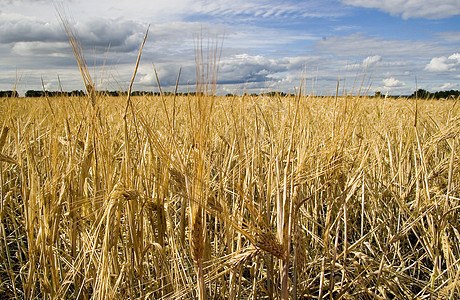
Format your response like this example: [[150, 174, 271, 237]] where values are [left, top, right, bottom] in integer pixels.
[[0, 91, 459, 299]]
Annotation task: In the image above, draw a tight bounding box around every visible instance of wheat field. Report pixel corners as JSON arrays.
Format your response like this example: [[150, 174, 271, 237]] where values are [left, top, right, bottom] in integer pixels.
[[0, 91, 459, 299]]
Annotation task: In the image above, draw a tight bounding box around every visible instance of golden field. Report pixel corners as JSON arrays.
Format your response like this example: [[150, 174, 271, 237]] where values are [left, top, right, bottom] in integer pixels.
[[0, 93, 459, 299]]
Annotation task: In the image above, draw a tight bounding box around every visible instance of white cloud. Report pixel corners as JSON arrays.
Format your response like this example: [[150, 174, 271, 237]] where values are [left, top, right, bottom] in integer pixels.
[[362, 55, 382, 67], [11, 42, 69, 57], [43, 82, 53, 91], [439, 82, 457, 90], [425, 53, 460, 72], [383, 77, 405, 88], [332, 25, 360, 32], [7, 0, 194, 23], [139, 73, 155, 85], [436, 31, 460, 43], [7, 0, 344, 24], [316, 33, 444, 59], [340, 0, 460, 19], [449, 53, 460, 61], [196, 0, 343, 19]]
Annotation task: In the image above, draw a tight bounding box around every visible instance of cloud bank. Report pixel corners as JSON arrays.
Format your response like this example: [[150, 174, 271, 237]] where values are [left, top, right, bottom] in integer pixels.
[[425, 53, 460, 72], [340, 0, 460, 19]]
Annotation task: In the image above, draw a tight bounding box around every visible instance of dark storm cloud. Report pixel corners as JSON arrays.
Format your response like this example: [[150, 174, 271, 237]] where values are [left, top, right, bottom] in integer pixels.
[[0, 12, 146, 53], [218, 54, 288, 84], [136, 54, 289, 89], [74, 18, 145, 52], [0, 14, 65, 43]]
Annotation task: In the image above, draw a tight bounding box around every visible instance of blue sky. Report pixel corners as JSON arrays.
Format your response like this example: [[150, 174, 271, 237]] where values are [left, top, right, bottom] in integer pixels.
[[1, 0, 459, 96]]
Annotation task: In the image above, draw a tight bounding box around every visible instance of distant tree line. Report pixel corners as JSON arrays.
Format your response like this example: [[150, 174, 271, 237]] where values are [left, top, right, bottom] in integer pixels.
[[225, 91, 296, 97], [409, 89, 460, 99], [2, 89, 459, 99], [16, 90, 208, 97], [0, 90, 19, 97], [23, 90, 86, 97], [2, 89, 299, 98], [259, 91, 296, 97]]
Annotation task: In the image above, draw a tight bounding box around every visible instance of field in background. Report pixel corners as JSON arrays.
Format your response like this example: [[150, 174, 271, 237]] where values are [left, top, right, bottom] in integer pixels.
[[0, 93, 459, 299]]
